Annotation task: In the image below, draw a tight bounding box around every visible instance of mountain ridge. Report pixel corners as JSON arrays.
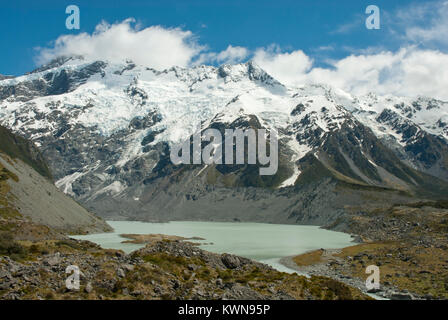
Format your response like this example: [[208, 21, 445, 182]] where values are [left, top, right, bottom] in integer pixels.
[[1, 56, 447, 225]]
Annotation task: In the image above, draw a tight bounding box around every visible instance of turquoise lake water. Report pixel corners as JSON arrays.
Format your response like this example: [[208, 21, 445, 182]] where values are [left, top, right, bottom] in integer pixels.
[[72, 220, 355, 273]]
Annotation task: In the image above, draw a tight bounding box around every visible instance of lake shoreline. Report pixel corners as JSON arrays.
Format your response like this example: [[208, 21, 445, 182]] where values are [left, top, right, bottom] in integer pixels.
[[73, 220, 394, 299], [72, 220, 354, 272], [279, 254, 391, 300]]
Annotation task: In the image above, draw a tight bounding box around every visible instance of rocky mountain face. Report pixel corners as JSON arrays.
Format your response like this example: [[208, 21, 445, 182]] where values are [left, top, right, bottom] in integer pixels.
[[0, 125, 111, 235], [0, 56, 447, 225]]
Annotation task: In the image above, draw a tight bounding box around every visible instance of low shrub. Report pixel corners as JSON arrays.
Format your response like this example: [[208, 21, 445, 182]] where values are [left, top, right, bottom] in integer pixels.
[[0, 231, 28, 260]]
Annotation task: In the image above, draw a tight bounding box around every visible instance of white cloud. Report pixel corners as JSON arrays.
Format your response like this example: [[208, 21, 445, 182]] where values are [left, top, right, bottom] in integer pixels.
[[215, 45, 249, 63], [34, 17, 448, 100], [197, 45, 249, 65], [37, 19, 248, 69], [36, 18, 203, 70], [253, 46, 448, 100], [307, 48, 448, 100], [253, 45, 313, 85]]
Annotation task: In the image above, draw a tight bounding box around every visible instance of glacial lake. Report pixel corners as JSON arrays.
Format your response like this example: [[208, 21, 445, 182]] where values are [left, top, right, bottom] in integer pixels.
[[72, 220, 355, 274]]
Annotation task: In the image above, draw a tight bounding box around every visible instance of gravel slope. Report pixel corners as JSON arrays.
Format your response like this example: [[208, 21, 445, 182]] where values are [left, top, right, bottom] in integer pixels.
[[1, 153, 111, 234]]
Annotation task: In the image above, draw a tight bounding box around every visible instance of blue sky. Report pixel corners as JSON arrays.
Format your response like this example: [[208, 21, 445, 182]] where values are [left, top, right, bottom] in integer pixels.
[[0, 0, 439, 75]]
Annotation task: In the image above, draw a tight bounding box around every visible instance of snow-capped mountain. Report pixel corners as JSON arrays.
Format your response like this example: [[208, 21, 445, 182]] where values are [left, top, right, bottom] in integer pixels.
[[1, 56, 447, 224]]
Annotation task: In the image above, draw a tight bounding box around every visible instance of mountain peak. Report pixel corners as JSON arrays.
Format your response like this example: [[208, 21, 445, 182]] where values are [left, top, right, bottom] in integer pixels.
[[29, 55, 86, 74], [216, 60, 283, 87]]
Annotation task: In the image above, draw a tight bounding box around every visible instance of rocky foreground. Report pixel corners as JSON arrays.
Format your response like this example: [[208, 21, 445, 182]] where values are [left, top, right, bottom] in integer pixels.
[[0, 237, 369, 300], [290, 201, 448, 300]]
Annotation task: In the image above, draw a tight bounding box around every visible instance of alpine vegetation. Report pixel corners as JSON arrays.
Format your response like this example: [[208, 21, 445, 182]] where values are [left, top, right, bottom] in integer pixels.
[[170, 127, 278, 175]]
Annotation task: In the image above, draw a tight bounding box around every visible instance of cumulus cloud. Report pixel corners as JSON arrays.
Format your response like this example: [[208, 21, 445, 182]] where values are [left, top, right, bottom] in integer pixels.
[[215, 45, 249, 63], [36, 18, 203, 70], [37, 19, 249, 69], [253, 45, 313, 85], [197, 45, 249, 65], [252, 46, 448, 100], [34, 16, 448, 100]]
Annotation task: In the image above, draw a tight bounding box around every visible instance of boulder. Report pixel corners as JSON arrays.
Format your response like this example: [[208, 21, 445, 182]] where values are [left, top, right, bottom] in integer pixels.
[[221, 254, 241, 269]]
